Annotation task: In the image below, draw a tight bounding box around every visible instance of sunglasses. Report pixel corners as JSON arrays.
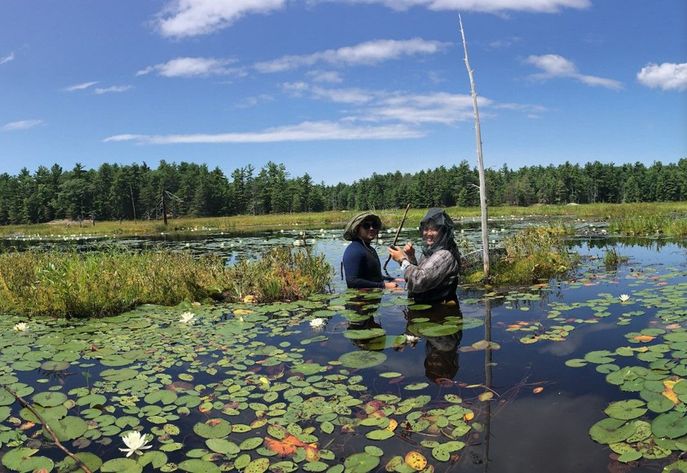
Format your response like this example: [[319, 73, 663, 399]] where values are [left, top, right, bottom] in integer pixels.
[[361, 221, 381, 230]]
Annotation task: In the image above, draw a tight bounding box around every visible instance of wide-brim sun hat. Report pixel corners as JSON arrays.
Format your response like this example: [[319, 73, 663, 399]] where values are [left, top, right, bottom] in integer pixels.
[[343, 212, 382, 241]]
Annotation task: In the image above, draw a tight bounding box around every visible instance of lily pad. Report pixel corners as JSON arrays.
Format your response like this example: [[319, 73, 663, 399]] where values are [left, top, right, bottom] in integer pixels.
[[344, 453, 380, 473], [652, 412, 687, 439], [589, 418, 635, 444], [338, 351, 387, 369], [605, 400, 647, 420], [193, 419, 232, 439]]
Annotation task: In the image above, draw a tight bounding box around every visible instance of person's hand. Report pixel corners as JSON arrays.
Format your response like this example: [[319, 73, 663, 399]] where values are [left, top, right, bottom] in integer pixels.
[[384, 281, 399, 290], [403, 242, 415, 259], [387, 245, 405, 263]]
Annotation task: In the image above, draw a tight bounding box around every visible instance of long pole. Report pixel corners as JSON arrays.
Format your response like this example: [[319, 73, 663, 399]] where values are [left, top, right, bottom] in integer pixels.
[[459, 15, 490, 278]]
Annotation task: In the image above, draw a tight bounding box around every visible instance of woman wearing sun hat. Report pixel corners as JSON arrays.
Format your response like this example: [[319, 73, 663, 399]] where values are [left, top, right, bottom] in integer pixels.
[[342, 212, 398, 289]]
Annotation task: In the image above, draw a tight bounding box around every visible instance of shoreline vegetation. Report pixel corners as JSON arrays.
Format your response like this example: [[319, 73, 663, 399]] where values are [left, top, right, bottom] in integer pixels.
[[1, 202, 686, 239], [1, 203, 685, 318], [0, 248, 332, 318]]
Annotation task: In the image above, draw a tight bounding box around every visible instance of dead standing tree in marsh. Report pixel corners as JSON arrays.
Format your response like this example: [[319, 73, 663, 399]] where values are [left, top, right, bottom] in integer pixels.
[[459, 15, 490, 280]]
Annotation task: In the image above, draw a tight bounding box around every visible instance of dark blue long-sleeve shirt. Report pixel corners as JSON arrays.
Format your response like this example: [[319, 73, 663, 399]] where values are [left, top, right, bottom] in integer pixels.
[[342, 239, 384, 289]]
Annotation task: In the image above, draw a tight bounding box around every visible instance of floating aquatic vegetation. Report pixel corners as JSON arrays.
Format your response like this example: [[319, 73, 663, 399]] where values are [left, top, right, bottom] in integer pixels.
[[0, 291, 481, 472]]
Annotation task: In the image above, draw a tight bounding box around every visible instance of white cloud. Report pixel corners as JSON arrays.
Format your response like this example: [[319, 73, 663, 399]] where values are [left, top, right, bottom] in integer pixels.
[[64, 81, 99, 92], [320, 0, 590, 13], [2, 119, 44, 132], [526, 54, 622, 90], [637, 62, 687, 91], [254, 38, 448, 73], [364, 92, 484, 124], [235, 94, 275, 108], [137, 57, 241, 77], [282, 82, 374, 104], [307, 70, 343, 83], [94, 85, 133, 95], [156, 0, 285, 38], [0, 52, 14, 65], [104, 121, 424, 144]]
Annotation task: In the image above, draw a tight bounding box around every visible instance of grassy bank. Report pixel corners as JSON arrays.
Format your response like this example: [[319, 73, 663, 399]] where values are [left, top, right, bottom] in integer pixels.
[[1, 202, 686, 239], [0, 248, 332, 318], [464, 225, 577, 285], [608, 215, 687, 237]]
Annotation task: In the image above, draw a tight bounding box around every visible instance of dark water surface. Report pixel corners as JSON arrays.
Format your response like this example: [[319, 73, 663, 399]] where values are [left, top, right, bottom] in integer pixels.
[[1, 232, 686, 472]]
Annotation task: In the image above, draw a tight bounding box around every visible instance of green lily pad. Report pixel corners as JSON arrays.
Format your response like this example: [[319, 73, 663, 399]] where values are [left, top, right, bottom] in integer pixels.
[[245, 458, 270, 473], [193, 419, 232, 439], [1, 447, 54, 473], [206, 438, 240, 455], [55, 452, 103, 472], [33, 391, 67, 407], [178, 459, 221, 473], [44, 415, 88, 441], [589, 418, 635, 444], [418, 324, 460, 337], [40, 360, 71, 371], [344, 328, 386, 340], [344, 453, 380, 473], [101, 458, 143, 473], [338, 351, 387, 369], [652, 412, 687, 439], [605, 400, 647, 420], [365, 429, 394, 440]]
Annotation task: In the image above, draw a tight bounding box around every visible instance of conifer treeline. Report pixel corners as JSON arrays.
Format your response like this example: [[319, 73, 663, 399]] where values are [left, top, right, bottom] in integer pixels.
[[1, 158, 686, 224]]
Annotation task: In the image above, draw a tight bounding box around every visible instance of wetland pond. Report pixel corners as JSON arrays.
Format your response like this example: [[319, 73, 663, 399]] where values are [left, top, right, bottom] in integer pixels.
[[1, 224, 687, 473]]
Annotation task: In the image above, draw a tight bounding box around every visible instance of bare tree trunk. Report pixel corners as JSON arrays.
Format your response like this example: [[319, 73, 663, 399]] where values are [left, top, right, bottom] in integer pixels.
[[459, 15, 490, 278]]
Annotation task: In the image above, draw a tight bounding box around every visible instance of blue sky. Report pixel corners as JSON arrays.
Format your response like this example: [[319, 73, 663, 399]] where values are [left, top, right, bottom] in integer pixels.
[[1, 0, 685, 184]]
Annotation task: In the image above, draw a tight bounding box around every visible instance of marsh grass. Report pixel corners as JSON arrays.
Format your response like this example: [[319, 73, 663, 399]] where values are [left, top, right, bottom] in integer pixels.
[[2, 202, 686, 239], [464, 225, 576, 285], [0, 248, 332, 318], [603, 247, 628, 270], [608, 215, 687, 237]]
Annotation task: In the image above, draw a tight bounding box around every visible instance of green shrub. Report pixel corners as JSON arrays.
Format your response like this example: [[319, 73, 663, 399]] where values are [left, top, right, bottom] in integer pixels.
[[0, 247, 332, 318], [465, 226, 576, 285]]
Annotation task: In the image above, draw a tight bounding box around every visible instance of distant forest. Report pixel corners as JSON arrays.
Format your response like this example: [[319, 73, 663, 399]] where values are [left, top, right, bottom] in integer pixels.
[[1, 158, 686, 225]]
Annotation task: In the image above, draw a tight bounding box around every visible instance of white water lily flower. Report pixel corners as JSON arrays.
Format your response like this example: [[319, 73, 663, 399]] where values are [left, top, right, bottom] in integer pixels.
[[179, 312, 195, 324], [310, 318, 326, 329], [619, 294, 630, 303], [13, 322, 28, 332], [405, 334, 420, 343], [119, 431, 152, 457]]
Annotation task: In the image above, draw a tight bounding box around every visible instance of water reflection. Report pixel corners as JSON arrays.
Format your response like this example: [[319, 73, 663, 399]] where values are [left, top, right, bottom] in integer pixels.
[[405, 304, 463, 384]]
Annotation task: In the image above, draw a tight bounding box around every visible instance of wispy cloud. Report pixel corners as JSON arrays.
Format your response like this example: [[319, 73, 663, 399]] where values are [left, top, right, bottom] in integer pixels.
[[137, 57, 241, 78], [0, 52, 14, 65], [64, 81, 99, 92], [94, 85, 133, 95], [282, 82, 374, 104], [307, 70, 343, 83], [2, 119, 44, 132], [234, 94, 275, 108], [637, 62, 687, 91], [526, 54, 623, 90], [319, 0, 590, 13], [282, 81, 541, 124], [254, 38, 448, 73], [104, 121, 424, 144], [156, 0, 285, 38], [362, 92, 483, 124]]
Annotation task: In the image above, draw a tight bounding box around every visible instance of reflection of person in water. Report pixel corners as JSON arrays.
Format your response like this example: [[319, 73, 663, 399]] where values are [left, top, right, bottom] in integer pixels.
[[405, 303, 463, 383], [388, 208, 461, 304], [424, 332, 462, 383], [345, 292, 385, 350]]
